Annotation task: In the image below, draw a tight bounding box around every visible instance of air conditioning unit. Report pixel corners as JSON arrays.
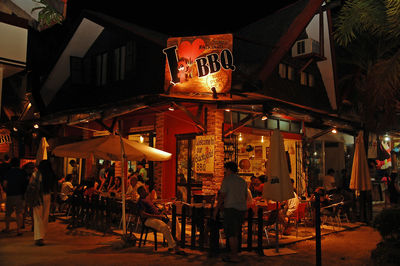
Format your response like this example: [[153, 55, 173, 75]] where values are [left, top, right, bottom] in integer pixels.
[[292, 38, 320, 57]]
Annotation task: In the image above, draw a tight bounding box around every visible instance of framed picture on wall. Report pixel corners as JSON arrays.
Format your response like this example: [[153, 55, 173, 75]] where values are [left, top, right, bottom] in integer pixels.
[[255, 146, 262, 159]]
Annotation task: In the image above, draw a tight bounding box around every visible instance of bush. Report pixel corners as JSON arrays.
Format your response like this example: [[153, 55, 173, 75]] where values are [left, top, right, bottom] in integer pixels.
[[372, 207, 400, 241]]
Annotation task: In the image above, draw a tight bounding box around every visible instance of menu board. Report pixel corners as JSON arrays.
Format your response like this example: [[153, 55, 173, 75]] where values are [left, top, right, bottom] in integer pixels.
[[194, 135, 215, 173]]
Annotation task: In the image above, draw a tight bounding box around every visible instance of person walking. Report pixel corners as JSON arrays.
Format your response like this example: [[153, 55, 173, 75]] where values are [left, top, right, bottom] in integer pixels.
[[213, 161, 247, 263], [2, 157, 28, 236], [31, 160, 57, 246]]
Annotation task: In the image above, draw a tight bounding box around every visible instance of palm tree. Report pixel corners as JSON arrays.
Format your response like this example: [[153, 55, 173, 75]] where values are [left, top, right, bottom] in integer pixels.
[[334, 0, 400, 134]]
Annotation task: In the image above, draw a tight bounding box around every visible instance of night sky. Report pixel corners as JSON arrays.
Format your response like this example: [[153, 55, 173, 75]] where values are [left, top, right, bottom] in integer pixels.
[[64, 0, 300, 36]]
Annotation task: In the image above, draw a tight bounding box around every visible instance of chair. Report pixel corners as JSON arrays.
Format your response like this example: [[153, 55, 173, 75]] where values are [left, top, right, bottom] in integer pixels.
[[288, 202, 308, 237], [320, 202, 343, 231], [263, 209, 279, 245], [138, 216, 166, 251]]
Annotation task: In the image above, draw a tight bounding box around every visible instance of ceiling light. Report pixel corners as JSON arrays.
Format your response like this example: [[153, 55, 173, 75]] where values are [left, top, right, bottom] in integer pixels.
[[331, 128, 337, 134], [261, 115, 268, 121], [33, 124, 39, 129], [168, 104, 175, 111]]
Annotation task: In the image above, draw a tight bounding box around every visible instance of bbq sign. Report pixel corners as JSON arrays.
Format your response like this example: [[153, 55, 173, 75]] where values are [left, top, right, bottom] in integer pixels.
[[163, 34, 234, 97]]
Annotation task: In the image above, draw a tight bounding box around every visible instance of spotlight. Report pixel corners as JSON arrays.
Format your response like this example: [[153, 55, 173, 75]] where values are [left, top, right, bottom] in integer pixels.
[[384, 135, 390, 142]]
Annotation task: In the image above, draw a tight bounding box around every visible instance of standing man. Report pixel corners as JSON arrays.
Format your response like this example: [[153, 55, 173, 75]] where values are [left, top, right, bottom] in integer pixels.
[[213, 161, 247, 263], [137, 162, 148, 183], [3, 157, 28, 236]]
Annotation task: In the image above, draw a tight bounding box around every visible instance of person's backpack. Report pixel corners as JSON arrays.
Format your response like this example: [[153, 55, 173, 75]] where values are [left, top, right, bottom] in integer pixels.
[[25, 173, 43, 207]]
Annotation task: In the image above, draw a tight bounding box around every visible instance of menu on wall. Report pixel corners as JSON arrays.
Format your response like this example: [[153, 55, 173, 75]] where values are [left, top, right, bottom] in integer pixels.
[[194, 135, 215, 173]]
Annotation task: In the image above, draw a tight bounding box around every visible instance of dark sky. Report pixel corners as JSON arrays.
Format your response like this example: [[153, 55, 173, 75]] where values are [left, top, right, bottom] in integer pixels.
[[65, 0, 300, 36]]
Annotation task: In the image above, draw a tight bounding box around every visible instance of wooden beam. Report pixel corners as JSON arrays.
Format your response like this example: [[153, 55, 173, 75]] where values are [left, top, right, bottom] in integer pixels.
[[172, 102, 206, 132], [223, 113, 262, 138]]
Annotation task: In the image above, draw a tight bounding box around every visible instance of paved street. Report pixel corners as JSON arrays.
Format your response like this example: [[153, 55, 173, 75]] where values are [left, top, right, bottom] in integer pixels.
[[0, 213, 381, 266]]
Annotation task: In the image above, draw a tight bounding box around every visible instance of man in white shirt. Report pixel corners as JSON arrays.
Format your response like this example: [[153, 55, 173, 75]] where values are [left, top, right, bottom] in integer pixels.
[[126, 175, 145, 201], [213, 161, 247, 263]]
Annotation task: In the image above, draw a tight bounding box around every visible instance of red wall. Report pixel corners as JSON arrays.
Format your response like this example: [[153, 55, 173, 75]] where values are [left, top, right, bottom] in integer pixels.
[[162, 109, 203, 199]]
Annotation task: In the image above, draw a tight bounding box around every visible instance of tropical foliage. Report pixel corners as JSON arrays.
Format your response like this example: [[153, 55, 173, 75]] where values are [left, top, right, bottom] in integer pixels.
[[333, 0, 400, 133], [31, 0, 64, 29]]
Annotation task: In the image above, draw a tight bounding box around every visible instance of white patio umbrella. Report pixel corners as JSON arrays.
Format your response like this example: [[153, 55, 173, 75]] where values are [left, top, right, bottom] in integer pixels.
[[350, 131, 372, 191], [52, 134, 172, 235], [262, 129, 295, 253]]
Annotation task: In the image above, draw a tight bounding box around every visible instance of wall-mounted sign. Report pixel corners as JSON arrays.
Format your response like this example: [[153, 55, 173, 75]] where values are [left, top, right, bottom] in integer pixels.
[[194, 135, 215, 173], [0, 129, 11, 145], [163, 34, 235, 98]]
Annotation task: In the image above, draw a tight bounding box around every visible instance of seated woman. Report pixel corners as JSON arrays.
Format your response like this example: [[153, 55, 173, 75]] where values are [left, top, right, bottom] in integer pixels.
[[108, 176, 121, 195]]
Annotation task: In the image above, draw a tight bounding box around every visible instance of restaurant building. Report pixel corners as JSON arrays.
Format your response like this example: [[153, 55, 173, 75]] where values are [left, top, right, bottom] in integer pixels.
[[32, 0, 361, 201]]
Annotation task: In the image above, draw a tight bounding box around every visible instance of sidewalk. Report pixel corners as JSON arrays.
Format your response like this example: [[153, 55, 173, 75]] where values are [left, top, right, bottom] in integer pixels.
[[0, 209, 382, 266]]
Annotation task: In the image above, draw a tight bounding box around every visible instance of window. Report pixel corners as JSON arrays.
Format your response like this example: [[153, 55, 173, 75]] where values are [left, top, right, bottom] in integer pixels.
[[125, 41, 136, 73], [287, 66, 294, 80], [279, 63, 286, 78], [96, 53, 108, 86], [279, 63, 295, 81], [300, 71, 314, 87], [267, 119, 278, 129], [279, 120, 290, 131], [113, 46, 126, 81]]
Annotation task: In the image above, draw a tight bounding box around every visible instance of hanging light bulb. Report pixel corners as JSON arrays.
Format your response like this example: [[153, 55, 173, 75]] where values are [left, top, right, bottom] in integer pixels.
[[33, 123, 39, 129], [331, 128, 337, 134], [238, 133, 243, 142]]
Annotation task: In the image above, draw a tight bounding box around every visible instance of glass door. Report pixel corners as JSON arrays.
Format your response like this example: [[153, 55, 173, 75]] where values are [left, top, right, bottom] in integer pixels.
[[176, 134, 201, 203]]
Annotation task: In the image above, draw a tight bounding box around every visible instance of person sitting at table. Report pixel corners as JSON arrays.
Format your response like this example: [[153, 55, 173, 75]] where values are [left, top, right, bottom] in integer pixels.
[[83, 180, 98, 199], [108, 176, 121, 194], [252, 175, 266, 200], [279, 179, 300, 235], [60, 174, 75, 202], [126, 175, 145, 201], [137, 186, 185, 255]]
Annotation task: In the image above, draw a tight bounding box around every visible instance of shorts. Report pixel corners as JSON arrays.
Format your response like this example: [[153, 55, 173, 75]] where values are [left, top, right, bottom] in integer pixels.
[[6, 195, 24, 216], [223, 208, 245, 238]]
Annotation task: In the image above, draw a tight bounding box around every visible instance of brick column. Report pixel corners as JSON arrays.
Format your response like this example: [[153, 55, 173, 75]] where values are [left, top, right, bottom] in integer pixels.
[[201, 104, 224, 194]]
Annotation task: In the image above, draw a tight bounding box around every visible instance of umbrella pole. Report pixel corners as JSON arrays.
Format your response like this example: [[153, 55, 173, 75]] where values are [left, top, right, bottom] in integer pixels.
[[275, 201, 279, 253], [119, 135, 127, 236]]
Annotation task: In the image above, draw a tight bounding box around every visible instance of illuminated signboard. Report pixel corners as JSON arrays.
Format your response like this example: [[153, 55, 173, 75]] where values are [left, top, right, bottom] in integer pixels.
[[163, 34, 235, 98]]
